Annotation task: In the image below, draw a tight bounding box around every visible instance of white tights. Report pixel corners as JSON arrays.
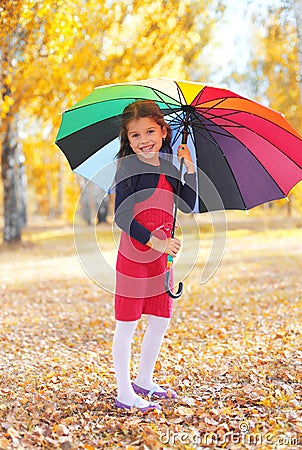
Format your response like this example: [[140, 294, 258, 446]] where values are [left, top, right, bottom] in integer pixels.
[[112, 315, 170, 405]]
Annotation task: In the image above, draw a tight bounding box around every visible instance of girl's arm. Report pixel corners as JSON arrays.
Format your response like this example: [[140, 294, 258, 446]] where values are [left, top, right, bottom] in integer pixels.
[[178, 172, 197, 213], [174, 144, 197, 212], [115, 171, 181, 256], [115, 173, 152, 245], [163, 147, 197, 213]]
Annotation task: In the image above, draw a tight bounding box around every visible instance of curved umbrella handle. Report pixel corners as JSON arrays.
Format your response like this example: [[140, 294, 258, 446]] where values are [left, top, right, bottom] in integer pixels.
[[165, 270, 183, 299]]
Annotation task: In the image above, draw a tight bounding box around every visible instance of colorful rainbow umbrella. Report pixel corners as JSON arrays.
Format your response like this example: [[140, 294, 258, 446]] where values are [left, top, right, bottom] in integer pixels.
[[56, 78, 302, 299], [55, 78, 302, 212]]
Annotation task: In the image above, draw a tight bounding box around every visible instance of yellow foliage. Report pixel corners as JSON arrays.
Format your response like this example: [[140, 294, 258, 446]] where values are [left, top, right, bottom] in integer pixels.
[[261, 15, 302, 134], [250, 7, 302, 213], [1, 0, 224, 221]]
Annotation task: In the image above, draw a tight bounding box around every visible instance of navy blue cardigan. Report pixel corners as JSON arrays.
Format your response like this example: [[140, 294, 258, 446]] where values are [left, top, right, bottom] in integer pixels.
[[114, 156, 197, 244]]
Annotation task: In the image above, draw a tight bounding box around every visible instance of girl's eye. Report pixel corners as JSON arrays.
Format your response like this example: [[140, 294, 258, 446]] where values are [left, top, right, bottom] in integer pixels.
[[131, 133, 139, 138], [148, 130, 155, 134]]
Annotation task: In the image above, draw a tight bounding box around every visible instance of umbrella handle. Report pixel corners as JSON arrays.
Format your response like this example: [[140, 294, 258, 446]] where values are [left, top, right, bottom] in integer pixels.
[[165, 255, 183, 299], [165, 270, 183, 299]]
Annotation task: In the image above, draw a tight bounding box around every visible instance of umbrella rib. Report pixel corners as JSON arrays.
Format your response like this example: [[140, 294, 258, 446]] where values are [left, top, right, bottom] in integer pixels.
[[170, 106, 249, 209], [190, 110, 234, 145], [202, 110, 244, 126], [64, 97, 177, 115], [192, 108, 291, 202], [147, 87, 184, 115], [199, 109, 302, 170], [168, 110, 221, 148], [199, 115, 294, 197], [66, 84, 182, 113], [198, 97, 230, 115], [171, 118, 199, 148], [167, 112, 192, 145], [190, 116, 249, 211], [168, 109, 189, 127], [198, 102, 302, 146], [191, 113, 223, 146], [138, 82, 188, 108], [171, 127, 183, 146], [187, 118, 197, 147], [191, 121, 234, 141], [193, 87, 243, 110], [192, 87, 207, 106], [175, 83, 187, 104], [153, 92, 191, 134]]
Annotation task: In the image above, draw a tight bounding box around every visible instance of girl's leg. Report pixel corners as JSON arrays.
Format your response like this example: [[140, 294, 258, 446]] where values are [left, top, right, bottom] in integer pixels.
[[112, 319, 151, 407], [135, 315, 170, 390]]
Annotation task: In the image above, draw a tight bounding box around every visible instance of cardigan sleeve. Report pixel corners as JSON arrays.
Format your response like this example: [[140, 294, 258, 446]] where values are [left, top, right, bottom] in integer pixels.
[[114, 172, 152, 245], [178, 172, 197, 212]]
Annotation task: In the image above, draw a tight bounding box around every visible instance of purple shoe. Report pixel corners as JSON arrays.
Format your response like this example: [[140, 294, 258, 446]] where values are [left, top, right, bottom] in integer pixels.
[[132, 382, 177, 399], [115, 398, 161, 412]]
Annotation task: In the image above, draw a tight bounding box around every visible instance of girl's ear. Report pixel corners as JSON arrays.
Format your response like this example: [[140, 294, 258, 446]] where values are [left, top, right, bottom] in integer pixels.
[[162, 126, 168, 139]]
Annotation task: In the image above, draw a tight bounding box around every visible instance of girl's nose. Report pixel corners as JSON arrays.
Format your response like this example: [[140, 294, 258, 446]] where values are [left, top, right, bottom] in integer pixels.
[[140, 135, 149, 144]]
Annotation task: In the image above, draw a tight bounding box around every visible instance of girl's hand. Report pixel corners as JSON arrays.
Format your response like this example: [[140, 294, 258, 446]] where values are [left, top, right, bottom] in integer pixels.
[[178, 144, 195, 174], [147, 236, 181, 257], [164, 237, 181, 257]]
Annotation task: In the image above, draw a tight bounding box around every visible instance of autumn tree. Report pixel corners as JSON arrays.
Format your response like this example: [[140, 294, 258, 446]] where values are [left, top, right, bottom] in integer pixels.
[[1, 0, 27, 243], [1, 0, 225, 242], [1, 0, 82, 242], [248, 2, 302, 214]]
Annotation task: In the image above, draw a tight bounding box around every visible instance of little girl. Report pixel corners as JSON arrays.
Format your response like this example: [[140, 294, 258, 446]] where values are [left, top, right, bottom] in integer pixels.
[[112, 100, 196, 412]]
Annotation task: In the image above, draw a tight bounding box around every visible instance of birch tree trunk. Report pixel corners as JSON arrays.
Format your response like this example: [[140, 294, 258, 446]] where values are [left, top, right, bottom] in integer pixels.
[[77, 176, 92, 225], [93, 184, 109, 223], [57, 154, 64, 216], [16, 139, 27, 228], [1, 117, 25, 243], [293, 0, 302, 103]]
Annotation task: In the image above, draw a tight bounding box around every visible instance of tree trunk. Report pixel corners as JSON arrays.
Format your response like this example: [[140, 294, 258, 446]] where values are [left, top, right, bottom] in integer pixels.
[[1, 118, 25, 243], [293, 0, 302, 103], [44, 156, 55, 218], [93, 184, 109, 223], [97, 197, 109, 223], [16, 140, 27, 228], [57, 154, 64, 216], [77, 176, 92, 225]]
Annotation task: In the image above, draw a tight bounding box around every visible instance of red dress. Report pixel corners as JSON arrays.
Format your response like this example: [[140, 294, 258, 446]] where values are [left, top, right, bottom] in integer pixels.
[[115, 174, 175, 321]]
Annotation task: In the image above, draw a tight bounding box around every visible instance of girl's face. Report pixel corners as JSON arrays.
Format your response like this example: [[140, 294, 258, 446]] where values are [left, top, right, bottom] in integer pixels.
[[127, 117, 167, 165]]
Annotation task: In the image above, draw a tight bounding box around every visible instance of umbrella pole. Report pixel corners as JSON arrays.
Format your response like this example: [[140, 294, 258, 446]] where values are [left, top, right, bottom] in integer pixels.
[[165, 120, 189, 299]]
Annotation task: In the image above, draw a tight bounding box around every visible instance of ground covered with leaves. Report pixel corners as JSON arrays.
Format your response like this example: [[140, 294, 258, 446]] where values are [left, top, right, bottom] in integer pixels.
[[0, 217, 302, 449]]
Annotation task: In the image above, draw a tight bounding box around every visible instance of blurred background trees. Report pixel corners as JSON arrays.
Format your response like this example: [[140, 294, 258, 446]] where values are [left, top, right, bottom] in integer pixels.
[[0, 0, 301, 243], [249, 0, 302, 213]]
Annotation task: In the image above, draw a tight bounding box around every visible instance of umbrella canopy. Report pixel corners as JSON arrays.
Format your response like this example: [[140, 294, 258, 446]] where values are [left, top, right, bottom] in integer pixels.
[[55, 78, 302, 211]]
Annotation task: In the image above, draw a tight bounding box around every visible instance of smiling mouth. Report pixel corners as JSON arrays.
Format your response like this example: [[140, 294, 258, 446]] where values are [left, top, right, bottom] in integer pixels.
[[139, 145, 154, 153]]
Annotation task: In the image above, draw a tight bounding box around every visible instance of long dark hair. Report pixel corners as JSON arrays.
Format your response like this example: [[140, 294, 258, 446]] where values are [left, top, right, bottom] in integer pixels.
[[116, 100, 172, 160]]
